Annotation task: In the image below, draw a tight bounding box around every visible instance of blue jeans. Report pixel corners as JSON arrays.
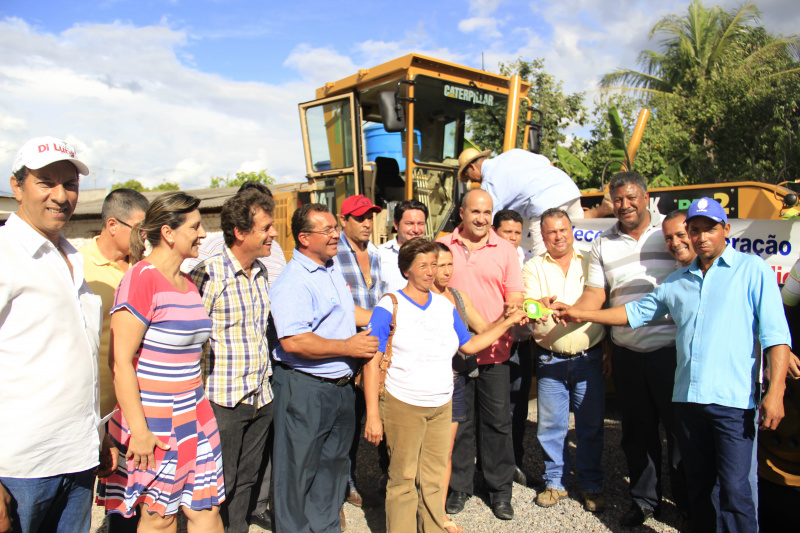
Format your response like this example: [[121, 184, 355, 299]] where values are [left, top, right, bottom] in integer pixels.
[[0, 468, 94, 533], [536, 345, 605, 492], [674, 402, 757, 533]]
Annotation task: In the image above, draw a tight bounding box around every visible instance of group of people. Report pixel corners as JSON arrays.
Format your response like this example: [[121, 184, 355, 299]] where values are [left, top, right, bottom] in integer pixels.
[[0, 136, 797, 533]]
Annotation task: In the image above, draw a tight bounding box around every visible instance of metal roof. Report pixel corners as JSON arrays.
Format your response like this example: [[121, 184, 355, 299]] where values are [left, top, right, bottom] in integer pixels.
[[72, 186, 247, 218]]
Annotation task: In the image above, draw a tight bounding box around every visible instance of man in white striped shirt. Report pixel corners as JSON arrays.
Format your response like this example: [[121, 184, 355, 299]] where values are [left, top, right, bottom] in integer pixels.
[[568, 172, 687, 528]]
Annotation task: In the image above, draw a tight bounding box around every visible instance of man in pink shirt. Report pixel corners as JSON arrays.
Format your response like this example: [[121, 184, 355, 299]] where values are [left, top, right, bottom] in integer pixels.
[[437, 189, 524, 520]]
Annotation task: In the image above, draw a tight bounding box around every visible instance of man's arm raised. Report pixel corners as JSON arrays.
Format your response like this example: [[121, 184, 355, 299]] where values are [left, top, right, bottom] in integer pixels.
[[280, 330, 379, 360], [572, 286, 607, 311], [553, 302, 629, 327]]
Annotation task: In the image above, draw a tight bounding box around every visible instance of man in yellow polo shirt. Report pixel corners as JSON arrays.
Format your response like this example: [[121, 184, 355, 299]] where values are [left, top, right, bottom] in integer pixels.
[[80, 188, 148, 418], [522, 207, 608, 514]]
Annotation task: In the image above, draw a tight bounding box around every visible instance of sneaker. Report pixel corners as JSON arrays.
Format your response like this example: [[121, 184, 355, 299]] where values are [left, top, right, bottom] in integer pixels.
[[581, 492, 606, 513], [535, 487, 568, 508]]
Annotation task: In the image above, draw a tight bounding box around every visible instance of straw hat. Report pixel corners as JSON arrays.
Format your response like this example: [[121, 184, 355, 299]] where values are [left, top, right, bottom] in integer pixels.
[[457, 148, 491, 182]]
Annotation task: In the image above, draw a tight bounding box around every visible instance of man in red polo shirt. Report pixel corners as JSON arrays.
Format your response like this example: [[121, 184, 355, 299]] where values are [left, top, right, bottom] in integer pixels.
[[437, 189, 524, 520]]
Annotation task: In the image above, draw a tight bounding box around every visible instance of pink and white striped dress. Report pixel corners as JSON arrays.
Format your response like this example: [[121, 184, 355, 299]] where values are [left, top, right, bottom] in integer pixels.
[[97, 261, 225, 517]]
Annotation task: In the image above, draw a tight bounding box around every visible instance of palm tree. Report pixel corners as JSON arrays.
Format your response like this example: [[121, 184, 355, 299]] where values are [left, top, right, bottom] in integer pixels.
[[599, 1, 788, 98]]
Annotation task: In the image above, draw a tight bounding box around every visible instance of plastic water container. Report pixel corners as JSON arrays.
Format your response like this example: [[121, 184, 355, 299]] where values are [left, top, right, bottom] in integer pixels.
[[363, 123, 421, 172], [314, 160, 331, 171]]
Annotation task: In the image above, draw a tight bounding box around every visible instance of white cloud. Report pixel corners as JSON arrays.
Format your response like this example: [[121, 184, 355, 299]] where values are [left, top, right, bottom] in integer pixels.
[[468, 0, 504, 16], [458, 0, 505, 39], [458, 17, 502, 39], [353, 24, 465, 68], [283, 44, 357, 87], [0, 17, 313, 190]]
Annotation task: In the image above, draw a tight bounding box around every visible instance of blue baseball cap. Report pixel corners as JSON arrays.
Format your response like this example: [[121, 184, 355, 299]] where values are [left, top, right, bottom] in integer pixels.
[[686, 197, 727, 224]]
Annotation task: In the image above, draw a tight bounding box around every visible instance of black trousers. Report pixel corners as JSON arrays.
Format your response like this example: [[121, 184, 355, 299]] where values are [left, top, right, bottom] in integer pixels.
[[612, 343, 688, 512], [211, 400, 273, 533], [272, 365, 355, 533], [449, 361, 515, 503], [508, 340, 533, 465]]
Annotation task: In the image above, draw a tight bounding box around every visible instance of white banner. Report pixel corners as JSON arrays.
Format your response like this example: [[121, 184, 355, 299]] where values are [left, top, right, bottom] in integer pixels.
[[572, 219, 800, 285]]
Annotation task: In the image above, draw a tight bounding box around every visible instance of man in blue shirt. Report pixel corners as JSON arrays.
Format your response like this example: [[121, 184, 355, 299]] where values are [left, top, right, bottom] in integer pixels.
[[553, 197, 791, 532], [270, 203, 378, 533]]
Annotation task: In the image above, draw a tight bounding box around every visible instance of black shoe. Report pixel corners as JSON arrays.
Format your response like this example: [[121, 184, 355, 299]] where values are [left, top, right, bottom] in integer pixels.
[[620, 503, 655, 527], [491, 501, 514, 520], [250, 510, 273, 531], [445, 491, 469, 514], [513, 466, 527, 486]]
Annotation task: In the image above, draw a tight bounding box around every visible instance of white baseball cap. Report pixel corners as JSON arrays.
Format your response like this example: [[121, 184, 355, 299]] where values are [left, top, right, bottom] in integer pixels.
[[12, 136, 89, 176]]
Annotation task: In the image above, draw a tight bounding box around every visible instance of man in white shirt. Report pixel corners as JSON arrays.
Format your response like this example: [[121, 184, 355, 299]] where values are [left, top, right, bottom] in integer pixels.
[[0, 137, 106, 533], [457, 148, 612, 256], [492, 209, 533, 484], [568, 172, 687, 527], [377, 199, 428, 291]]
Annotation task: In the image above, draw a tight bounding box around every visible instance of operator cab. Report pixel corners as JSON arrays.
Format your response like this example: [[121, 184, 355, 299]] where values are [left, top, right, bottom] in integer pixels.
[[298, 54, 527, 242]]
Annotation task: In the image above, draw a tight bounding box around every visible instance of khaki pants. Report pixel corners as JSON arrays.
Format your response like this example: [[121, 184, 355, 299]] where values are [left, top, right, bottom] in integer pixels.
[[381, 390, 452, 533]]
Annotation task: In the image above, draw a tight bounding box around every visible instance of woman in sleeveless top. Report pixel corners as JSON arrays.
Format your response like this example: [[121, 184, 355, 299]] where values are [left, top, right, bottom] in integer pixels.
[[430, 242, 513, 533]]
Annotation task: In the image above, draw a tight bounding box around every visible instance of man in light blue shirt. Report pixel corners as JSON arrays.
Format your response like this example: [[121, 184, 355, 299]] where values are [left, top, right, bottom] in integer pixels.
[[457, 148, 611, 256], [554, 197, 790, 533], [269, 203, 378, 533]]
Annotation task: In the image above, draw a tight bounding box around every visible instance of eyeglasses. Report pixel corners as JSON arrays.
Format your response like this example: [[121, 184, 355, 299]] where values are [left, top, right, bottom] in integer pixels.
[[114, 218, 134, 229], [305, 225, 342, 237]]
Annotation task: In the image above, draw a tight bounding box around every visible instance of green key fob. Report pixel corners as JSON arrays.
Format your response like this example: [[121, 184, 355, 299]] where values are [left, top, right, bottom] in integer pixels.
[[523, 299, 554, 319]]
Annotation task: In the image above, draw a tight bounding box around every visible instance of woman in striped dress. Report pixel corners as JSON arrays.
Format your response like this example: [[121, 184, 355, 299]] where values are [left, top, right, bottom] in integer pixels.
[[97, 192, 224, 532]]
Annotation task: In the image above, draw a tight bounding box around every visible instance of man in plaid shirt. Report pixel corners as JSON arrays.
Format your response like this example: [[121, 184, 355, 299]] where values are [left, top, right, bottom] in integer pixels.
[[334, 194, 387, 507], [190, 188, 278, 533]]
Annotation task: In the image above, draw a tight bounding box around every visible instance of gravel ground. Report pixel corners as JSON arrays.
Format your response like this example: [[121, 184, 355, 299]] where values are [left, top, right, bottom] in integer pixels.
[[91, 398, 683, 533]]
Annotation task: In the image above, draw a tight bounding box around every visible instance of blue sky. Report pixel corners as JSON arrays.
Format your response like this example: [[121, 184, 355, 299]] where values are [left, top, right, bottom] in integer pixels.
[[1, 0, 796, 193]]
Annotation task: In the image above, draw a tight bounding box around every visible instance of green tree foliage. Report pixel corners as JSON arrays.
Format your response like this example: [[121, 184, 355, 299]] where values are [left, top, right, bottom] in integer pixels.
[[150, 182, 180, 191], [600, 1, 768, 97], [467, 58, 588, 161], [110, 179, 145, 192], [571, 95, 692, 189], [209, 170, 275, 188], [111, 179, 179, 192], [593, 1, 800, 185]]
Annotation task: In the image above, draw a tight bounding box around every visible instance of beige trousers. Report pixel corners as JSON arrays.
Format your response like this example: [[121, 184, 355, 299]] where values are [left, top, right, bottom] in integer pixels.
[[381, 390, 452, 533]]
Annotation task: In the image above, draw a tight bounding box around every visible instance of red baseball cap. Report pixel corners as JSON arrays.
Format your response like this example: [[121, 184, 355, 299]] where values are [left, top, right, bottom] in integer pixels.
[[341, 195, 382, 216]]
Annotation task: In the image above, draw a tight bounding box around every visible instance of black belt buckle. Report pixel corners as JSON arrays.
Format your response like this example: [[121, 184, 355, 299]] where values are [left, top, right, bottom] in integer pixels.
[[334, 375, 351, 386]]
